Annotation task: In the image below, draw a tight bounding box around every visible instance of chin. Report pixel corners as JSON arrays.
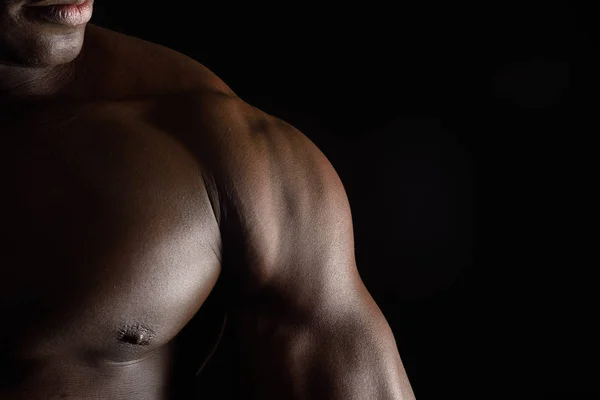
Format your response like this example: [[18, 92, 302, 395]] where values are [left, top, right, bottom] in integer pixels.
[[0, 8, 88, 67], [32, 28, 87, 67]]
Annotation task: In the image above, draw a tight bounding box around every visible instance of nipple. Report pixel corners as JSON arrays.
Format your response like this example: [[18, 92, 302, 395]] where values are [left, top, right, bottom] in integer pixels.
[[117, 324, 156, 346]]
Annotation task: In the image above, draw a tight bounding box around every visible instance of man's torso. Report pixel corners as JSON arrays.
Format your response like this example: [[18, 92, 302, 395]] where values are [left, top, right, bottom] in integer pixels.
[[0, 27, 243, 397]]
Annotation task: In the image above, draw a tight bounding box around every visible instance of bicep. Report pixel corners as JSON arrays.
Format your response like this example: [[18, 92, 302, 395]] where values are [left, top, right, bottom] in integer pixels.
[[220, 115, 364, 322], [211, 110, 416, 399]]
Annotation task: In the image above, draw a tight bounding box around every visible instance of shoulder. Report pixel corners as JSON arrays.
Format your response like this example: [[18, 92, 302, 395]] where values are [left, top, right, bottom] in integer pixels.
[[180, 91, 349, 274], [76, 24, 234, 99], [182, 91, 335, 192], [141, 90, 352, 298], [173, 94, 356, 306]]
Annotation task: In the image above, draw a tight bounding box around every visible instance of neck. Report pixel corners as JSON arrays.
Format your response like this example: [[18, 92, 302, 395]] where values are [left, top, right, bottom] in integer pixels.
[[0, 59, 79, 104]]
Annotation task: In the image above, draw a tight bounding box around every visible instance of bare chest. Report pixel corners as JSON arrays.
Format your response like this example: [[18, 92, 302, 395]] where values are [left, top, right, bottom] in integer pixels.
[[0, 102, 221, 364]]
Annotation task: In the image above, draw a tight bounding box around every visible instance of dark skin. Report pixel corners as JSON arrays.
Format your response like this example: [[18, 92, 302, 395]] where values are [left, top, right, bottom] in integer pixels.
[[0, 1, 416, 398]]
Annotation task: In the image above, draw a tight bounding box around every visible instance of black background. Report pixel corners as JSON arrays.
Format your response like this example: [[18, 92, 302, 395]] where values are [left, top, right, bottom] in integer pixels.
[[90, 2, 589, 399]]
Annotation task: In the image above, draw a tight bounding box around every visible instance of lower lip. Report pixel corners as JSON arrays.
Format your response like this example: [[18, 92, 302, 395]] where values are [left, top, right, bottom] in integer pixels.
[[25, 0, 93, 26]]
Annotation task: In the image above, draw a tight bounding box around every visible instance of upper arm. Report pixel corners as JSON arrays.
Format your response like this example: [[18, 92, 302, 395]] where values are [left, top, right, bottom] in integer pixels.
[[207, 101, 368, 324], [198, 98, 414, 399]]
